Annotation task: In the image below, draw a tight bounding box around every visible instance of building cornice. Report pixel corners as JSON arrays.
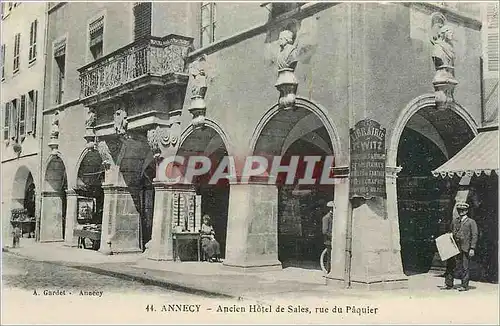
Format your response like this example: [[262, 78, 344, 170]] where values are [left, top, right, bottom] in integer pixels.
[[48, 2, 66, 14], [406, 2, 482, 31], [188, 2, 338, 61], [43, 98, 81, 114]]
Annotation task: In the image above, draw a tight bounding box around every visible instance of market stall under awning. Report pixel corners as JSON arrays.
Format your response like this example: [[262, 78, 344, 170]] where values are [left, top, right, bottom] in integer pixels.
[[432, 126, 499, 178]]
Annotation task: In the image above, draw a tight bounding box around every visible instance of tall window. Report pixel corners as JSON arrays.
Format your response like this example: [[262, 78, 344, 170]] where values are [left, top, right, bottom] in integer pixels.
[[1, 44, 5, 80], [89, 16, 104, 60], [10, 99, 18, 140], [27, 90, 38, 135], [200, 2, 216, 47], [13, 33, 20, 73], [54, 41, 66, 105], [19, 95, 25, 136], [3, 103, 10, 140], [29, 19, 37, 62], [133, 2, 152, 40]]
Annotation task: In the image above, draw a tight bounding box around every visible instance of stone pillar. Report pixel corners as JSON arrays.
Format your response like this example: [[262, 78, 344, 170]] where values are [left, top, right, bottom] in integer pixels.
[[147, 183, 194, 261], [40, 191, 65, 242], [223, 182, 282, 271], [326, 166, 350, 287], [64, 189, 79, 247], [99, 185, 142, 255], [348, 167, 408, 290]]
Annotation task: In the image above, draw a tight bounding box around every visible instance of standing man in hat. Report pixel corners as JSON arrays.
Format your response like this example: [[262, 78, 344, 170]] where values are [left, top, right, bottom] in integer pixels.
[[322, 201, 334, 273], [443, 202, 478, 291]]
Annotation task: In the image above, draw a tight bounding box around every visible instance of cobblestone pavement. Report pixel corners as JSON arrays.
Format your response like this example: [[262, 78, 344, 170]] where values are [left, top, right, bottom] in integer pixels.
[[2, 253, 499, 325], [1, 253, 242, 324]]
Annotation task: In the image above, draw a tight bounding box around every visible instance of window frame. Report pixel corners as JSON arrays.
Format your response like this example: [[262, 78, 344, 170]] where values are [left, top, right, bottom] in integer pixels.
[[3, 102, 10, 141], [13, 33, 20, 74], [200, 2, 216, 47], [29, 19, 38, 63], [52, 36, 67, 105]]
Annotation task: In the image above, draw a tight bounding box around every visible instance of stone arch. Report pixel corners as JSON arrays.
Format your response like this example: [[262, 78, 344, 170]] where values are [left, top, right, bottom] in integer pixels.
[[177, 118, 233, 157], [175, 119, 232, 259], [249, 97, 344, 164], [40, 153, 68, 242], [387, 94, 478, 167], [11, 166, 37, 239], [388, 94, 478, 274]]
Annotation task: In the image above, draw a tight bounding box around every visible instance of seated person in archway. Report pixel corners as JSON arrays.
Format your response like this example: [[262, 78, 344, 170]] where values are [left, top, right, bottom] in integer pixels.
[[200, 215, 221, 262]]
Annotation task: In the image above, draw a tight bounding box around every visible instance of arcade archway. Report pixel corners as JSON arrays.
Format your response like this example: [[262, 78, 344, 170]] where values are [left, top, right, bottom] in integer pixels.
[[41, 155, 68, 241], [252, 102, 337, 269], [11, 166, 36, 239], [177, 124, 230, 259], [393, 99, 476, 274], [75, 149, 105, 250]]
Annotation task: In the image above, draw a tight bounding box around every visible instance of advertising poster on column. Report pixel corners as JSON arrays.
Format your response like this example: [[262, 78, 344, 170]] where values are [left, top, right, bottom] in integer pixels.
[[349, 119, 387, 199]]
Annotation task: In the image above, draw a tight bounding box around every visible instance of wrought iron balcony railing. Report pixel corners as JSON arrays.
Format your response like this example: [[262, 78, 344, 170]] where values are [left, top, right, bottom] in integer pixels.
[[78, 34, 193, 100]]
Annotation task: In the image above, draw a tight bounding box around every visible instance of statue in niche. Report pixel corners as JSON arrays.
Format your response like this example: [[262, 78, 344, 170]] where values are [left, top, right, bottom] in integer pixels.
[[276, 30, 299, 71], [430, 13, 456, 80], [114, 109, 128, 136], [429, 12, 458, 110], [85, 109, 96, 129], [50, 111, 60, 139], [190, 55, 208, 99]]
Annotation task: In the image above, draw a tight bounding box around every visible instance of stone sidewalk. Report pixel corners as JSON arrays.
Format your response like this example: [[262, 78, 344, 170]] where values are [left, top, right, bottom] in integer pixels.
[[3, 240, 499, 302]]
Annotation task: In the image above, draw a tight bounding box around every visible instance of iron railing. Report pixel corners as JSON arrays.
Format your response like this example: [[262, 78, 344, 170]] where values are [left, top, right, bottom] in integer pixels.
[[79, 35, 193, 99]]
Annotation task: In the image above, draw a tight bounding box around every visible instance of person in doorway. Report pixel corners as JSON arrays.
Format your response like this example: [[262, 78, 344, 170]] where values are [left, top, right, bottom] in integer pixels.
[[200, 214, 221, 262], [443, 202, 478, 291], [12, 225, 21, 248], [322, 201, 334, 273]]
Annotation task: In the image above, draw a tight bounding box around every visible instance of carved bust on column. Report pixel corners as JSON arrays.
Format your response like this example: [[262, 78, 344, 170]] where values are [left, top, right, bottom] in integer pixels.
[[48, 111, 60, 153], [84, 109, 97, 149], [275, 30, 299, 110], [430, 12, 458, 110], [114, 109, 128, 136], [189, 55, 209, 128]]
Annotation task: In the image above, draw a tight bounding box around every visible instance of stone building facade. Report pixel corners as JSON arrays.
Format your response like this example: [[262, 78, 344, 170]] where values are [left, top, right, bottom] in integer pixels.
[[3, 2, 497, 288], [1, 2, 47, 247]]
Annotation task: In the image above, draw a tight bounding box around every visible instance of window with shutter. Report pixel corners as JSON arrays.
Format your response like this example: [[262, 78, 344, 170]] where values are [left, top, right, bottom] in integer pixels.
[[33, 90, 38, 136], [89, 16, 104, 60], [29, 20, 37, 62], [13, 33, 20, 73], [19, 95, 25, 136], [487, 3, 499, 72], [133, 3, 152, 41], [10, 99, 18, 140], [1, 44, 5, 80], [3, 102, 10, 141], [26, 90, 36, 135], [200, 2, 216, 47]]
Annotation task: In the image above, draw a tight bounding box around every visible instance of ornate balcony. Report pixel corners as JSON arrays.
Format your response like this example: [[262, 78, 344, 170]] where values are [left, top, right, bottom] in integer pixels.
[[78, 34, 193, 107]]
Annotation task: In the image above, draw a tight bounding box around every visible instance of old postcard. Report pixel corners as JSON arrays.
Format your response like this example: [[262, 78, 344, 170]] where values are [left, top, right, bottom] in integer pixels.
[[1, 1, 499, 325]]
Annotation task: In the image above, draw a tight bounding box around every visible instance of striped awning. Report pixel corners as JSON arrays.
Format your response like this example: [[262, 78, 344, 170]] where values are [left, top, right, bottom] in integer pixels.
[[432, 127, 499, 178]]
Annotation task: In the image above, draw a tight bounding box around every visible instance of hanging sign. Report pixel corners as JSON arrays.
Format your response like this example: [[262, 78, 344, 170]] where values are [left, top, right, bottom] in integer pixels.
[[349, 119, 387, 199]]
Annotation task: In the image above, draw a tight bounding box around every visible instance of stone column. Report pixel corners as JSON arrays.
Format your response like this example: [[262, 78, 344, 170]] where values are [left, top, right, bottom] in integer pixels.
[[326, 166, 350, 287], [64, 189, 79, 247], [147, 183, 194, 261], [348, 166, 408, 290], [99, 185, 142, 255], [40, 191, 65, 242], [223, 182, 282, 271]]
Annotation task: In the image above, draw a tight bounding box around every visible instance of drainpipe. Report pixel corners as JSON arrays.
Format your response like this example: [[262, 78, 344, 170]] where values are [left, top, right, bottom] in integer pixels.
[[344, 2, 354, 289], [35, 2, 50, 242]]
